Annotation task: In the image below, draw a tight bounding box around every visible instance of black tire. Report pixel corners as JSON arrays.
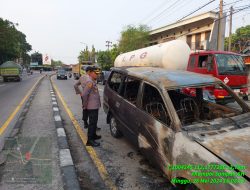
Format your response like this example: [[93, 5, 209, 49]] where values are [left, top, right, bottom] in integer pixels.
[[110, 116, 122, 138], [243, 95, 248, 101], [176, 183, 200, 190]]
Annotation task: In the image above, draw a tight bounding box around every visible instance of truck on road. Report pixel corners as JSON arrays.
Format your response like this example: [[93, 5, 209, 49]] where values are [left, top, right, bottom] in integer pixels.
[[72, 64, 88, 79], [0, 61, 22, 82]]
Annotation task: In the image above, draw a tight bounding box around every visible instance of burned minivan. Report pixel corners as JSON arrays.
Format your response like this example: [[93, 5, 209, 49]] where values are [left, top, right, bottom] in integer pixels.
[[103, 67, 250, 190]]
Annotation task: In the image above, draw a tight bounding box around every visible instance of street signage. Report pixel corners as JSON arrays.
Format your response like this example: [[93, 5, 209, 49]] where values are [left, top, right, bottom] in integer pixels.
[[30, 62, 38, 66]]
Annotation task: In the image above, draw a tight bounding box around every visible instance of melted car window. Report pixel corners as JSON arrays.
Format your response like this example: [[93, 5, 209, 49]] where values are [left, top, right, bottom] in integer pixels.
[[142, 83, 171, 126], [108, 72, 123, 93], [122, 77, 140, 105]]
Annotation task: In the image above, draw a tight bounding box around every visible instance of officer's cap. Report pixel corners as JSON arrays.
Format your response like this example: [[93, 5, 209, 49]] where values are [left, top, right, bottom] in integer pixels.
[[86, 66, 98, 73]]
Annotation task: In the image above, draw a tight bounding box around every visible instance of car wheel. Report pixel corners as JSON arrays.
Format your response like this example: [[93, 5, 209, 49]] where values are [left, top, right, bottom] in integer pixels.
[[243, 95, 248, 101], [110, 116, 122, 138], [176, 183, 200, 190]]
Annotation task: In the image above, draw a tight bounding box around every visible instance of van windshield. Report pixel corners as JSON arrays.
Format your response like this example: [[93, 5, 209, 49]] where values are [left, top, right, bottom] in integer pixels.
[[215, 54, 247, 75], [58, 70, 66, 74]]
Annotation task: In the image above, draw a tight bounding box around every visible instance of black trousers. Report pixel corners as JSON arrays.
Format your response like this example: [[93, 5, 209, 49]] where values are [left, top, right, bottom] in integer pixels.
[[82, 109, 88, 124], [81, 97, 88, 124], [87, 109, 99, 140]]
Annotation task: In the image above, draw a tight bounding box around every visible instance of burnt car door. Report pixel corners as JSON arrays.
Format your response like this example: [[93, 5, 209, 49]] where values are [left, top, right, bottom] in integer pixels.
[[135, 82, 175, 176], [105, 71, 125, 125], [118, 76, 141, 146]]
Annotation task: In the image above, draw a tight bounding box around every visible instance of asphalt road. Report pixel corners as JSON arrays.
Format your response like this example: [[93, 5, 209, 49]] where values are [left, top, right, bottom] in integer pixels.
[[0, 72, 44, 150], [52, 75, 173, 190], [0, 75, 64, 190]]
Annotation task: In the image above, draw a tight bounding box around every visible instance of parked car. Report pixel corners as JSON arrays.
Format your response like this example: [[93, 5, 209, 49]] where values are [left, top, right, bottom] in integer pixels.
[[57, 69, 67, 80], [103, 67, 250, 190]]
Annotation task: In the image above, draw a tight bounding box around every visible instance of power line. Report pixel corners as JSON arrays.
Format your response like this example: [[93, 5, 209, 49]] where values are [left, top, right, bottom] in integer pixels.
[[211, 0, 248, 12], [215, 4, 250, 21], [176, 0, 216, 22], [224, 0, 246, 6], [153, 1, 191, 26], [139, 0, 175, 24], [177, 4, 250, 38], [224, 4, 250, 12], [105, 40, 112, 50], [145, 0, 179, 25]]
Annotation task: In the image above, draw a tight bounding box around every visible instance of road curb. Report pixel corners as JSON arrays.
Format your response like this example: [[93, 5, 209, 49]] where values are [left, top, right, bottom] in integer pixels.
[[49, 82, 81, 190]]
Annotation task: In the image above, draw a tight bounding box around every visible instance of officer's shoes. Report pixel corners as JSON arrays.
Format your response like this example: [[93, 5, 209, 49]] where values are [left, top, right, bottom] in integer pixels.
[[86, 140, 100, 147], [93, 135, 101, 140]]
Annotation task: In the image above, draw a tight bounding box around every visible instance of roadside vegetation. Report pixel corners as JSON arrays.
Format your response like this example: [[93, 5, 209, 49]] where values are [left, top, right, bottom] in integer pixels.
[[0, 18, 32, 66]]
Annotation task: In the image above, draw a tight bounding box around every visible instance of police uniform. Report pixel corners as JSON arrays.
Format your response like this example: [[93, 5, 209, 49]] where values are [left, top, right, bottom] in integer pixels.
[[81, 72, 101, 146], [74, 74, 89, 127]]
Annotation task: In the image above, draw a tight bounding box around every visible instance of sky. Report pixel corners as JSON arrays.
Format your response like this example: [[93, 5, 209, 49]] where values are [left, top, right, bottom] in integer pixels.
[[1, 0, 249, 64]]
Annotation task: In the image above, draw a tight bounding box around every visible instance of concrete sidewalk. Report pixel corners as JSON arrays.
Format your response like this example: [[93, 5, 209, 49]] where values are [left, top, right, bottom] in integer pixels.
[[0, 78, 64, 190]]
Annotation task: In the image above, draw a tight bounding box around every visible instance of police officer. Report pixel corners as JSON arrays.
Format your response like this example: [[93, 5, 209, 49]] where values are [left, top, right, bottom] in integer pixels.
[[82, 66, 101, 147], [74, 68, 90, 128]]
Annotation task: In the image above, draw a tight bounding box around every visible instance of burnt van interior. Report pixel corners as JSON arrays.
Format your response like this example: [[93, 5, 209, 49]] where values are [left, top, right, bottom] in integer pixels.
[[167, 84, 244, 126], [142, 83, 171, 126]]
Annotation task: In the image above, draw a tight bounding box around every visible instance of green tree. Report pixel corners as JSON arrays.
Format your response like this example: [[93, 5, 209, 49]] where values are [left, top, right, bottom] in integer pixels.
[[225, 25, 250, 52], [110, 44, 120, 63], [90, 45, 96, 63], [78, 45, 96, 64], [0, 18, 32, 64], [97, 51, 113, 70], [118, 24, 150, 53], [78, 46, 89, 63], [51, 59, 63, 67]]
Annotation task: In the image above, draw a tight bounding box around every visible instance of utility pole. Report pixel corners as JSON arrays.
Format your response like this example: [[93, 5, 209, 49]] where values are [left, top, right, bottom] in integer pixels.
[[228, 6, 233, 51], [106, 41, 112, 51], [217, 0, 223, 50]]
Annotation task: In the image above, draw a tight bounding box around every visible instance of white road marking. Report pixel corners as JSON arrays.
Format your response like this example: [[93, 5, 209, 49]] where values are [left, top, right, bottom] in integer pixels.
[[52, 102, 57, 105], [0, 84, 6, 87], [59, 149, 73, 167], [54, 115, 61, 121], [57, 128, 66, 137], [52, 97, 56, 101], [53, 107, 59, 111]]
